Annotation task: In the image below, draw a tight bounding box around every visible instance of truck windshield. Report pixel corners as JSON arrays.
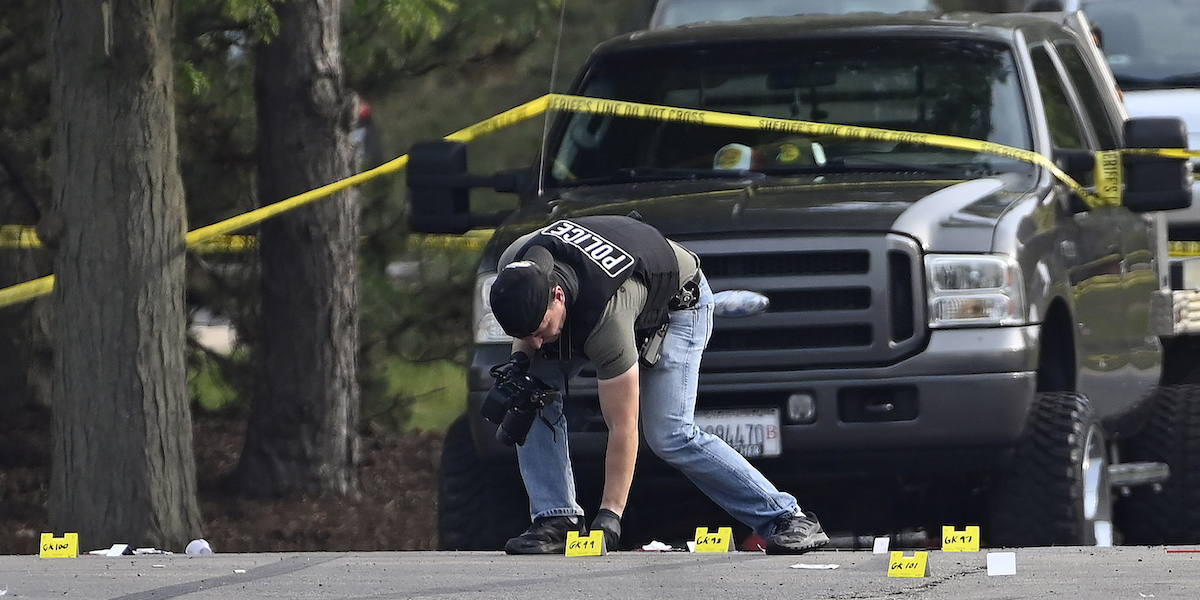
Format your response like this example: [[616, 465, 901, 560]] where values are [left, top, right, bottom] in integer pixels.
[[548, 38, 1030, 186], [1084, 0, 1200, 88], [650, 0, 939, 29]]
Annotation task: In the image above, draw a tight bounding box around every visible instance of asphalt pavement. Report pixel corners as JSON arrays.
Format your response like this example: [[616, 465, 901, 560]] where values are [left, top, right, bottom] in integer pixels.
[[2, 545, 1198, 600]]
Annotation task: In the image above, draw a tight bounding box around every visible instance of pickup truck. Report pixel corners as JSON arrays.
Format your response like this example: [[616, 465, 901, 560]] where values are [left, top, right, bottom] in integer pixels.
[[407, 11, 1197, 549]]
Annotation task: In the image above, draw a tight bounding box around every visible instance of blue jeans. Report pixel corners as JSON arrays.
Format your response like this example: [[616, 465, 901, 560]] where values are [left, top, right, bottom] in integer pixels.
[[515, 274, 801, 536]]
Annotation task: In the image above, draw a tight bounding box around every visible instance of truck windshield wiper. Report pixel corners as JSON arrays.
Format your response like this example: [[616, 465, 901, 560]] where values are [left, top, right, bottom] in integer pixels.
[[561, 167, 765, 186], [762, 159, 964, 176]]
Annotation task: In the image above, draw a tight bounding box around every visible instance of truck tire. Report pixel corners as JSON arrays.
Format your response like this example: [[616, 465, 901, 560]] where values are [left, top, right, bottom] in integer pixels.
[[1115, 384, 1200, 544], [986, 391, 1111, 547], [437, 416, 530, 550]]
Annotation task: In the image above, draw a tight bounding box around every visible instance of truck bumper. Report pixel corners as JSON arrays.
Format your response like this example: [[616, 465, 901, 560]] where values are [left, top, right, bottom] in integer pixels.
[[467, 326, 1039, 471], [710, 326, 1039, 451]]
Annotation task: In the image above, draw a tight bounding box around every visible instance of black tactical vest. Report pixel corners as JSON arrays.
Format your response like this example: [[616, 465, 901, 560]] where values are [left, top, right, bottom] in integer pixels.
[[518, 215, 680, 353]]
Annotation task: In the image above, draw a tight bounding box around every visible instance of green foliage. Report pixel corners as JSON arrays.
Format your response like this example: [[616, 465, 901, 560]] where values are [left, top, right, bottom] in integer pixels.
[[364, 0, 458, 39], [176, 0, 260, 228], [357, 242, 479, 433], [188, 348, 253, 413], [342, 0, 562, 98], [360, 246, 479, 364], [364, 355, 468, 432], [217, 0, 281, 40]]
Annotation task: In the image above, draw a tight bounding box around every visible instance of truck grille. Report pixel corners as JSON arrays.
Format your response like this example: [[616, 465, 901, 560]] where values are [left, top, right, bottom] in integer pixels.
[[687, 234, 925, 371]]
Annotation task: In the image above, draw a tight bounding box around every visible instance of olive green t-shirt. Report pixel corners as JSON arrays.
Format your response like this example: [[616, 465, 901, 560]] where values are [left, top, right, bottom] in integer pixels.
[[584, 240, 698, 380]]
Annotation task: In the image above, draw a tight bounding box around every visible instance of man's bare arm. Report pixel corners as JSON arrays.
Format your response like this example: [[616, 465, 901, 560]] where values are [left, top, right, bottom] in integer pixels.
[[597, 364, 640, 517]]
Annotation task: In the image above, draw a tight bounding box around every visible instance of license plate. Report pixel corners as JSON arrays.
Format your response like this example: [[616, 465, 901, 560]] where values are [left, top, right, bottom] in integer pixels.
[[694, 408, 782, 458]]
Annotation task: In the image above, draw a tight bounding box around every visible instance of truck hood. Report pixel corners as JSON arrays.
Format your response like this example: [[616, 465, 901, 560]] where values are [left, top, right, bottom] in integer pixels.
[[1123, 89, 1200, 150], [537, 172, 1035, 252]]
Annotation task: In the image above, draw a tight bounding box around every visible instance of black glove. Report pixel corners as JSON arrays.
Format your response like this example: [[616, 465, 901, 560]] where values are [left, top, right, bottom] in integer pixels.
[[488, 351, 530, 385], [591, 508, 622, 551]]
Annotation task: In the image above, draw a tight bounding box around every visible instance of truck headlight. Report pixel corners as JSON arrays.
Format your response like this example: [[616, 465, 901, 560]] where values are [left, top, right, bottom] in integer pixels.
[[475, 273, 513, 344], [925, 255, 1025, 328]]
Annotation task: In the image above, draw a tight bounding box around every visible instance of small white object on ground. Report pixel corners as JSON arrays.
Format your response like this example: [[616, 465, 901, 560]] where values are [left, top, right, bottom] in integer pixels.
[[641, 541, 674, 551], [790, 563, 840, 570], [185, 539, 213, 555], [872, 537, 890, 554], [987, 552, 1017, 576]]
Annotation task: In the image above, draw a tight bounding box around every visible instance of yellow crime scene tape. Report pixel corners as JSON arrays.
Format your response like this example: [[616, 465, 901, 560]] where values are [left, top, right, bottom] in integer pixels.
[[0, 225, 258, 253], [3, 92, 1200, 309], [0, 225, 42, 249], [1170, 241, 1200, 258]]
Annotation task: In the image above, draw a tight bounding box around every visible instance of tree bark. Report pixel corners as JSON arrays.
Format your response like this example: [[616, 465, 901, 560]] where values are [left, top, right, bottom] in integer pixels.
[[238, 0, 360, 498], [47, 0, 201, 550]]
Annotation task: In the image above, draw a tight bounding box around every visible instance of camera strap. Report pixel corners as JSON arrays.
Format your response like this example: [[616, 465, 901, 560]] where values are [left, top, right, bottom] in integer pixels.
[[541, 412, 559, 443]]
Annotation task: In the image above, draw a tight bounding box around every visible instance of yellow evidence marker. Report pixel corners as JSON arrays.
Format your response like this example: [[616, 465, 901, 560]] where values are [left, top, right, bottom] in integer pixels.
[[565, 530, 606, 556], [694, 526, 734, 552], [941, 525, 981, 552], [887, 551, 929, 578], [39, 533, 79, 558]]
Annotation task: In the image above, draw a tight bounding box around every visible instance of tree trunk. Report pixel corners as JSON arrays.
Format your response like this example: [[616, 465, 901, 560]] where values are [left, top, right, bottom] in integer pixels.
[[238, 0, 360, 498], [47, 0, 201, 550]]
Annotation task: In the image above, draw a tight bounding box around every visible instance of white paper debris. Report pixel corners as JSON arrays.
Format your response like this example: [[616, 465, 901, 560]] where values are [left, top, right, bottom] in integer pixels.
[[234, 569, 247, 574], [104, 544, 130, 557], [872, 537, 890, 554], [987, 552, 1017, 576], [790, 563, 840, 570], [686, 540, 696, 552], [641, 541, 673, 551]]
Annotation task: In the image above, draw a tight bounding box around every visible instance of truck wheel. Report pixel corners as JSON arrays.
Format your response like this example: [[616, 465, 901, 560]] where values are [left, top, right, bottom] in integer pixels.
[[986, 391, 1111, 547], [437, 416, 529, 550], [1115, 384, 1200, 544]]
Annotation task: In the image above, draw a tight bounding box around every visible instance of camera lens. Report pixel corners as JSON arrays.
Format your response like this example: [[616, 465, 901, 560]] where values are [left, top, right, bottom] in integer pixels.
[[481, 385, 513, 424], [496, 405, 539, 446]]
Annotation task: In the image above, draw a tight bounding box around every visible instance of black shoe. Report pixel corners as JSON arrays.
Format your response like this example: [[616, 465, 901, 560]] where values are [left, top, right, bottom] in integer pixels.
[[590, 509, 622, 551], [764, 511, 829, 555], [504, 516, 583, 555]]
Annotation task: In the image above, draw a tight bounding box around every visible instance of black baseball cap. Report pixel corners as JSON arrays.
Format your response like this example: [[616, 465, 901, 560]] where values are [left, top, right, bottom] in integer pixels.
[[490, 245, 555, 338]]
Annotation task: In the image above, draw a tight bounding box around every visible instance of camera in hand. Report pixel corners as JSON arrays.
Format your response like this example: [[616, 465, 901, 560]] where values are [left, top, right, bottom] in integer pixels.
[[482, 352, 560, 446]]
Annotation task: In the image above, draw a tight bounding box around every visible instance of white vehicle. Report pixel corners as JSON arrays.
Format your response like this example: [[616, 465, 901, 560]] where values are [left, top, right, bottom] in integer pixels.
[[649, 0, 940, 29]]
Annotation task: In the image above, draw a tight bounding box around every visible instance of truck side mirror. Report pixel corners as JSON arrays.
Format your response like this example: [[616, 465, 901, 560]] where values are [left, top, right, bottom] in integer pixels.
[[1054, 148, 1095, 183], [1123, 117, 1192, 213], [407, 140, 472, 234]]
